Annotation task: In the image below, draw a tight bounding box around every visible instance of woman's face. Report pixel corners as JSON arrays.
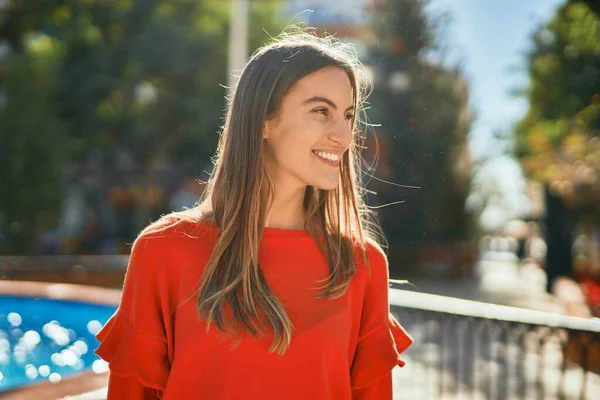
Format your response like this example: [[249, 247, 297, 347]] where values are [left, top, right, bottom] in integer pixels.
[[263, 66, 354, 192]]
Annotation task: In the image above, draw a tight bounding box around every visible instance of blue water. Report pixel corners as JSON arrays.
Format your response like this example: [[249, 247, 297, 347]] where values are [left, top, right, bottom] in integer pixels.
[[0, 296, 117, 392]]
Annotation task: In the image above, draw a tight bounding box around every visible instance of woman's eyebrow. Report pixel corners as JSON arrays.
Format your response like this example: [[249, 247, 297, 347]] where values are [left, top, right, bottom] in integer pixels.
[[303, 96, 354, 112]]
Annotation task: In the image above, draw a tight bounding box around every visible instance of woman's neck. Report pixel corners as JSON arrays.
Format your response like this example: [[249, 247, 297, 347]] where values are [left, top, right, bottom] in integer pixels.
[[265, 185, 307, 231]]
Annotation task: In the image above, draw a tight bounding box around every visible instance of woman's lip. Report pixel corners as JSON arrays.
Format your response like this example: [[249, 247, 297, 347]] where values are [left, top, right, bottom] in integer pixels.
[[312, 151, 340, 167]]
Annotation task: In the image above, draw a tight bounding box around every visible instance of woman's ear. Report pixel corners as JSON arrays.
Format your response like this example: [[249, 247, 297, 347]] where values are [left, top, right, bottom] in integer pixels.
[[263, 117, 275, 140]]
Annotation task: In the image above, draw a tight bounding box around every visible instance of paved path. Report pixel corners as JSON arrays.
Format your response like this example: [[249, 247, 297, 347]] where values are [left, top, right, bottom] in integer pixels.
[[394, 250, 565, 314]]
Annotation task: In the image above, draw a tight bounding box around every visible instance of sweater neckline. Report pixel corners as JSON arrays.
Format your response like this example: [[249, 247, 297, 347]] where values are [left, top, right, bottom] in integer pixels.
[[203, 221, 312, 238], [263, 226, 312, 238]]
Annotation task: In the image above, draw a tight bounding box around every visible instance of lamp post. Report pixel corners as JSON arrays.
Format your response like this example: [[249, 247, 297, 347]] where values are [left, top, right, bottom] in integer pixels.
[[227, 0, 249, 98]]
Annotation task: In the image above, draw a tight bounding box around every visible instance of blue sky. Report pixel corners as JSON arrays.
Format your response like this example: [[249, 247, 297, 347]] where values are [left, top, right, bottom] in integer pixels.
[[425, 0, 566, 228]]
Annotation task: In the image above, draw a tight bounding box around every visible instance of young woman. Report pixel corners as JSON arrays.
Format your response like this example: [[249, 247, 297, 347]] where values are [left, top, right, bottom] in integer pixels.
[[95, 29, 413, 399]]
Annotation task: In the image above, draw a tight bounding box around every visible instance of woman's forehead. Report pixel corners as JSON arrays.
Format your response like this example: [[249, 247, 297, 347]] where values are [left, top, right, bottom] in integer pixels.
[[284, 67, 354, 103]]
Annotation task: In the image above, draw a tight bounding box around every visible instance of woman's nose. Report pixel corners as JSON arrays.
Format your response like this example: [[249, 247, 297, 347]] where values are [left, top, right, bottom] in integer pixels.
[[328, 118, 352, 147]]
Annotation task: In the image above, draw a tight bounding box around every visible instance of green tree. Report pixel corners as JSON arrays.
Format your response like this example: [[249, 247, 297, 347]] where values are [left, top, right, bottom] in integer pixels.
[[0, 35, 66, 254], [515, 0, 600, 291], [366, 0, 474, 243], [0, 0, 283, 254], [516, 0, 600, 217]]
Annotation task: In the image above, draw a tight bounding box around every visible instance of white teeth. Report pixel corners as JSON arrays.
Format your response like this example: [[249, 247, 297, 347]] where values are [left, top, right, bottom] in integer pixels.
[[314, 151, 340, 162]]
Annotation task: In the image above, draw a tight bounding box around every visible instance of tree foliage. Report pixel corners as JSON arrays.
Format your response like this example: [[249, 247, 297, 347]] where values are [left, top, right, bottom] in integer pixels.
[[0, 0, 282, 254], [0, 35, 66, 252], [367, 0, 474, 242], [515, 0, 600, 222]]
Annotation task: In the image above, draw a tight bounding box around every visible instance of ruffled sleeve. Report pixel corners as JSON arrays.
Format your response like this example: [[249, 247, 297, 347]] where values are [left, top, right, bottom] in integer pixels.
[[96, 313, 169, 390], [95, 234, 171, 396], [350, 243, 413, 391], [351, 312, 413, 389]]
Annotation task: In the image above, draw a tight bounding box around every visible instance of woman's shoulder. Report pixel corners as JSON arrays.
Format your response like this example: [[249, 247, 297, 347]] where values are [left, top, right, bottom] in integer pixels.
[[138, 209, 216, 241], [130, 209, 217, 260], [124, 210, 217, 290], [355, 236, 387, 269], [364, 238, 387, 265], [353, 236, 389, 282]]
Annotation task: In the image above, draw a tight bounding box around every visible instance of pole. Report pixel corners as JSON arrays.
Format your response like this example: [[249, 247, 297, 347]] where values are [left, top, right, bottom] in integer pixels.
[[228, 0, 249, 98]]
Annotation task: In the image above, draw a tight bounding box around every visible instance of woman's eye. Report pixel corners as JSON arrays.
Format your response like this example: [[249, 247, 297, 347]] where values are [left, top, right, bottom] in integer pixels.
[[312, 108, 353, 122]]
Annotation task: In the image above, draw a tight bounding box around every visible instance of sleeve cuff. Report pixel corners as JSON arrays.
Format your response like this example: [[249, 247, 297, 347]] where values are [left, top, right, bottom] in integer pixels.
[[95, 312, 170, 391], [350, 313, 413, 389]]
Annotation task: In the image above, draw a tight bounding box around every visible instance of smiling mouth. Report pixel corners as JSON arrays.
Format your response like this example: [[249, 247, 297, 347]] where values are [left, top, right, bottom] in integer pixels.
[[312, 150, 341, 167]]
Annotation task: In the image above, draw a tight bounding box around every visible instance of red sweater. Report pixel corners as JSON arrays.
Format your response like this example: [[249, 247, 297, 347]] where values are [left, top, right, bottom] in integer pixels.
[[95, 218, 413, 399]]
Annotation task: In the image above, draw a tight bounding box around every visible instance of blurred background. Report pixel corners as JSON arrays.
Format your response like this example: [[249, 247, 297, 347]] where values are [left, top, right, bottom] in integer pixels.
[[1, 0, 600, 398]]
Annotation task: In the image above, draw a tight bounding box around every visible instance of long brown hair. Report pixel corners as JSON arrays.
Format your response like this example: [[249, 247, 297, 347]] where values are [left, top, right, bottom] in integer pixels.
[[159, 28, 382, 355]]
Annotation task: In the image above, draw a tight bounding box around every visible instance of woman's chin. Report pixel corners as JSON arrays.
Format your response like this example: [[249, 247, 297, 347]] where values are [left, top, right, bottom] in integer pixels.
[[310, 180, 340, 191]]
